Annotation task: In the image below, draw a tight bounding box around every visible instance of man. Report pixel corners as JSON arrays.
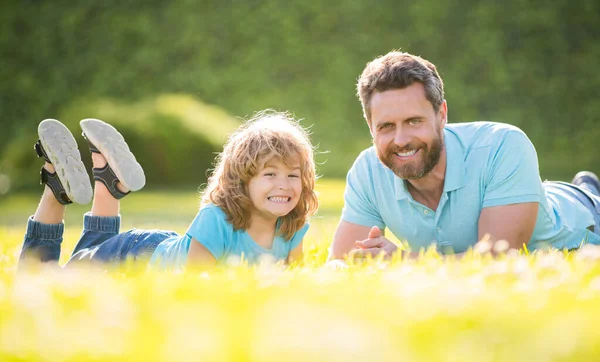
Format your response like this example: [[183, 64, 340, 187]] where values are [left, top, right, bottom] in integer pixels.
[[329, 51, 600, 260]]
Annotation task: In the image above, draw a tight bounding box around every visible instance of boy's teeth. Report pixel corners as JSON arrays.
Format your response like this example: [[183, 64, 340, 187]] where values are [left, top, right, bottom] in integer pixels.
[[397, 149, 417, 157], [268, 197, 289, 202]]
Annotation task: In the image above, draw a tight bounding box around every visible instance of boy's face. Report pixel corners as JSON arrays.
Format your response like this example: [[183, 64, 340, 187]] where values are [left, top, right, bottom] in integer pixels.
[[247, 157, 302, 222]]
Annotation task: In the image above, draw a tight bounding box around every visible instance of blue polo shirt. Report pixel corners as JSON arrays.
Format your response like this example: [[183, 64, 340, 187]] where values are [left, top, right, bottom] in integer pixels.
[[342, 122, 600, 253], [149, 204, 308, 270]]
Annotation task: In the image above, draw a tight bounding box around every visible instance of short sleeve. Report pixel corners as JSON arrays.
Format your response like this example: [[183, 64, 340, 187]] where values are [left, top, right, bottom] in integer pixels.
[[482, 130, 543, 208], [186, 205, 230, 260], [341, 151, 386, 229], [288, 223, 309, 252]]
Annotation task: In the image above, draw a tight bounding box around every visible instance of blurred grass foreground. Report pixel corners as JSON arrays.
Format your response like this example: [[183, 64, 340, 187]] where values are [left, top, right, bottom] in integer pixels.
[[2, 181, 600, 361]]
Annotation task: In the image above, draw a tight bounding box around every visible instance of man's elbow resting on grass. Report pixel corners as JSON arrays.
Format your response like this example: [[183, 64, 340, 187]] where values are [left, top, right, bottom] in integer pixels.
[[477, 202, 539, 252], [329, 220, 402, 260], [329, 220, 374, 260]]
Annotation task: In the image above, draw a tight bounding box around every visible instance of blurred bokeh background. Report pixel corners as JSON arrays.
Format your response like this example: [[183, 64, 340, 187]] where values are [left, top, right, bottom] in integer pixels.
[[1, 0, 599, 196]]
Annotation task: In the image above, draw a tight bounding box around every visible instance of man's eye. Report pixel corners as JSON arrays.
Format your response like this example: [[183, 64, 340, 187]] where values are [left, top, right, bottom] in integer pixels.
[[379, 124, 393, 130], [409, 119, 421, 125]]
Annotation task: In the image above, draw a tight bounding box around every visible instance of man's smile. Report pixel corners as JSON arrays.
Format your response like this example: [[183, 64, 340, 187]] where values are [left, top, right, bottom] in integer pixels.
[[393, 148, 421, 161]]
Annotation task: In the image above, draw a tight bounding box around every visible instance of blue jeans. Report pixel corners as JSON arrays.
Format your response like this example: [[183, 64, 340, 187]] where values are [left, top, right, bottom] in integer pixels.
[[547, 181, 600, 234], [19, 212, 179, 268]]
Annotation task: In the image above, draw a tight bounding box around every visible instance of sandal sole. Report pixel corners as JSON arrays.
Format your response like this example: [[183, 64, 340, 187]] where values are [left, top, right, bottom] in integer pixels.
[[38, 119, 93, 204], [79, 118, 146, 191]]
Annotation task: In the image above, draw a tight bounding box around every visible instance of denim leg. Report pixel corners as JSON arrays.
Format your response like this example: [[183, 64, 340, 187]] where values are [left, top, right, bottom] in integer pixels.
[[583, 191, 600, 234], [124, 229, 179, 261], [18, 217, 64, 265], [549, 181, 600, 234], [66, 228, 178, 268], [70, 212, 120, 257], [579, 183, 600, 197]]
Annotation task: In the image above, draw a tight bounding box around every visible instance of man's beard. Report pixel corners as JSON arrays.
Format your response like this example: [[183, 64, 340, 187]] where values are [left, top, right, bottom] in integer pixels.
[[377, 131, 444, 180]]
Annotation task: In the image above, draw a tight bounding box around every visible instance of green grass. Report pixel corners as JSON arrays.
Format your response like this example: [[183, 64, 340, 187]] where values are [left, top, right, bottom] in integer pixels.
[[2, 179, 600, 361]]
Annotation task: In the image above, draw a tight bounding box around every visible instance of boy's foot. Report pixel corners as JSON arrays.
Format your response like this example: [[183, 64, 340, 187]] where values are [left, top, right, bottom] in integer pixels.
[[80, 118, 145, 199], [36, 119, 93, 204], [572, 171, 600, 197]]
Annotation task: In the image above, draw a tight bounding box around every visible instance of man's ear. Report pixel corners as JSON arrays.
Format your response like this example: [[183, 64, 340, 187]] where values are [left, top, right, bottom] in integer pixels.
[[439, 100, 448, 128], [366, 114, 375, 138]]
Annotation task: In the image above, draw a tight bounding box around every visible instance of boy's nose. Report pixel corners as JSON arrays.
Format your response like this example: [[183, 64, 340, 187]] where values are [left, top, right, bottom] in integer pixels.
[[277, 179, 291, 190]]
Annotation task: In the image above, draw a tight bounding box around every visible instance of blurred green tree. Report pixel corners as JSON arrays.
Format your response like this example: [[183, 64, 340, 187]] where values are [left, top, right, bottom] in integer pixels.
[[1, 0, 598, 192]]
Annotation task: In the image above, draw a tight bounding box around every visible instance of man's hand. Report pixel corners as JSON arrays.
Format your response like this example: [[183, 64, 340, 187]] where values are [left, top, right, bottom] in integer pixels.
[[348, 226, 399, 260]]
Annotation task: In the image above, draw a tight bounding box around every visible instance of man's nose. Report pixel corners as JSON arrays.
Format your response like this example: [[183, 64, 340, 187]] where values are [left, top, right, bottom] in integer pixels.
[[393, 128, 411, 148]]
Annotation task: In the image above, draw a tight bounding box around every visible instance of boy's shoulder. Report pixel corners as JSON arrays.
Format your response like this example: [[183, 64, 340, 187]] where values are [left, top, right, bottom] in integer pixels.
[[200, 203, 227, 217], [191, 203, 233, 231]]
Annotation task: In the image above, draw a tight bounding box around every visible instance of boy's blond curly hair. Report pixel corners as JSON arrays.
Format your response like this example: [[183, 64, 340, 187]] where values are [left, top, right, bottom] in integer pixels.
[[201, 110, 319, 240]]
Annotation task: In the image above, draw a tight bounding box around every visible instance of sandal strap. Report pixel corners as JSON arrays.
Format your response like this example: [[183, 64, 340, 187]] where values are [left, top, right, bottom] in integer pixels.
[[93, 164, 130, 199], [82, 132, 101, 154], [34, 140, 52, 163], [40, 167, 72, 205], [84, 132, 130, 199]]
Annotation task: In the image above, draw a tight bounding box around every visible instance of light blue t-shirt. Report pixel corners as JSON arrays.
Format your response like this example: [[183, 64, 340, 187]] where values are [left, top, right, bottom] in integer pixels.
[[149, 204, 308, 270], [342, 121, 600, 253]]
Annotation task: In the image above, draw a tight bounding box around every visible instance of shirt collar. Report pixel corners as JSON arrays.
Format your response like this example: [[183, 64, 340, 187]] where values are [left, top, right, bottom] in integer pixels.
[[393, 128, 466, 200]]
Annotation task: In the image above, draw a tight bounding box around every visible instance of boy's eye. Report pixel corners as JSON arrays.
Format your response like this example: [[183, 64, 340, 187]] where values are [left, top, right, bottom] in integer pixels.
[[264, 172, 275, 177], [289, 174, 300, 178]]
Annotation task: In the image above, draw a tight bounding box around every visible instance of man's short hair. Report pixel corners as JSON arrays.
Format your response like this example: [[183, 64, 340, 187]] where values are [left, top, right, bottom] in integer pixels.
[[356, 51, 445, 123]]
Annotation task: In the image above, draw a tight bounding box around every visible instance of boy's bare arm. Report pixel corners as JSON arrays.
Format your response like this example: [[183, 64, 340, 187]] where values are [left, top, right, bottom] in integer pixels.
[[288, 241, 304, 264], [186, 238, 217, 267]]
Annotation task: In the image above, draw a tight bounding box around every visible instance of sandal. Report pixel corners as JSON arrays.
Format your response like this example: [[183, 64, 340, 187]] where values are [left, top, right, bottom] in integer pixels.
[[36, 119, 93, 205], [80, 118, 145, 199]]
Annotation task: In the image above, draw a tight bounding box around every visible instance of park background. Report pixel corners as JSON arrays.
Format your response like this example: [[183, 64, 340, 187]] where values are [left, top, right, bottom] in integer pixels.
[[2, 1, 600, 361], [1, 0, 599, 195]]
